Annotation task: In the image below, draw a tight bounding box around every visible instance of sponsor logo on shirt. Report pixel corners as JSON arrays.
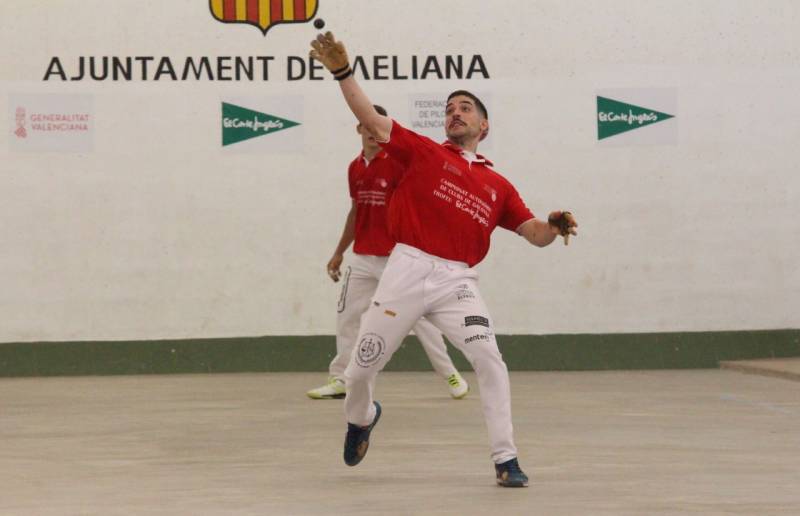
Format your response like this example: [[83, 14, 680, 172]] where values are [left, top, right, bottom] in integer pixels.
[[434, 178, 492, 227], [442, 161, 462, 176], [483, 184, 497, 202], [356, 190, 387, 206]]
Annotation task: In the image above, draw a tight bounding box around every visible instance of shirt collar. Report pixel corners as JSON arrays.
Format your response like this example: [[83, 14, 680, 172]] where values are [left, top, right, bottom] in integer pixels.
[[361, 149, 389, 164], [441, 141, 493, 167]]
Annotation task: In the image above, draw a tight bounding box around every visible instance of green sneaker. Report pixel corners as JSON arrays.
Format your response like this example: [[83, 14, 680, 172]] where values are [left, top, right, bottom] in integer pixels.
[[446, 372, 469, 399], [306, 377, 346, 400]]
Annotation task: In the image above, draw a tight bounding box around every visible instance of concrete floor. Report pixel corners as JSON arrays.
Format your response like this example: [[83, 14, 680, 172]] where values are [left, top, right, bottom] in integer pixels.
[[1, 370, 798, 516]]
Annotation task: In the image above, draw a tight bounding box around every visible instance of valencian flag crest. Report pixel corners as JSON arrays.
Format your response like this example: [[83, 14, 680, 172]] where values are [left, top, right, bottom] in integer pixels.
[[210, 0, 319, 35]]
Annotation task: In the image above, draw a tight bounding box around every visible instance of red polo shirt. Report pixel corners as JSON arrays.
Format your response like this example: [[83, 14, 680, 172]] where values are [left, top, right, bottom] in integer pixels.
[[348, 150, 403, 256], [379, 120, 534, 267]]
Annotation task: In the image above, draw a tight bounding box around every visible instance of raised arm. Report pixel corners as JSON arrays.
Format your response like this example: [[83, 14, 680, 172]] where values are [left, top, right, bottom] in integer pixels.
[[310, 32, 392, 141]]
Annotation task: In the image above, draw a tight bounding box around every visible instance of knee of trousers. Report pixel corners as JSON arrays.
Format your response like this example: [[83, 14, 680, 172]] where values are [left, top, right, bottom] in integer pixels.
[[466, 347, 508, 376], [344, 360, 379, 386]]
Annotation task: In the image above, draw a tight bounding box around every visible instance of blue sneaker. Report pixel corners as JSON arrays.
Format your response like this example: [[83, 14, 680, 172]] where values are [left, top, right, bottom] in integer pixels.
[[343, 401, 382, 466], [495, 458, 529, 487]]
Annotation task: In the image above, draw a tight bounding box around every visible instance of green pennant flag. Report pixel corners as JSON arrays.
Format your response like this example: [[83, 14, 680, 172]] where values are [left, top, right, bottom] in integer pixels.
[[596, 96, 674, 140], [222, 102, 300, 146]]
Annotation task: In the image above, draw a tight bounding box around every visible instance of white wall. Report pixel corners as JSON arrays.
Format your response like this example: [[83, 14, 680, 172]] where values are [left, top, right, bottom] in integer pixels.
[[1, 0, 798, 341]]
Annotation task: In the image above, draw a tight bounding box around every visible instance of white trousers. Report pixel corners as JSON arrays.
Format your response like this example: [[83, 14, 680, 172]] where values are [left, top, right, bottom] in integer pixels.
[[328, 253, 458, 381], [344, 244, 517, 464]]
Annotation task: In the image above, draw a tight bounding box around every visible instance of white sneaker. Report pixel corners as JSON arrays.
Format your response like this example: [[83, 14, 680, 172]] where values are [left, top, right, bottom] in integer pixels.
[[446, 372, 469, 399], [306, 377, 346, 399]]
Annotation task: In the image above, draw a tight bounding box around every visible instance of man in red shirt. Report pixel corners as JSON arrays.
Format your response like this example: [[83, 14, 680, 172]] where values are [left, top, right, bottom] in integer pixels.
[[306, 104, 468, 401], [310, 33, 577, 488]]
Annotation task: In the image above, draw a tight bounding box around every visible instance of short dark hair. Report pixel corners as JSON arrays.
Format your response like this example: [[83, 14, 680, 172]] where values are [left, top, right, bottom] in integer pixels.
[[373, 104, 387, 116], [447, 90, 488, 120]]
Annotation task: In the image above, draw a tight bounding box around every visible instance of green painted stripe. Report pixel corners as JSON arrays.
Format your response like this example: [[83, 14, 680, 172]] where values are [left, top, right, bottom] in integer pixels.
[[0, 330, 798, 377]]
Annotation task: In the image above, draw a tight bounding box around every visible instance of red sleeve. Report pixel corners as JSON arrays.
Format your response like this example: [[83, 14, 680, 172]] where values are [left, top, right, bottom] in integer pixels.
[[378, 119, 429, 169], [498, 182, 535, 232]]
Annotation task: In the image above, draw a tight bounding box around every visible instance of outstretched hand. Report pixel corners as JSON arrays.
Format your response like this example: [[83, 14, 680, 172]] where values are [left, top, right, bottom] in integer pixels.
[[309, 32, 350, 75], [547, 211, 578, 245]]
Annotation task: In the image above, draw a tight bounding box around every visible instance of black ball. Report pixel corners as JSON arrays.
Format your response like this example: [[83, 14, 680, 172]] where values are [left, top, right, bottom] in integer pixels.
[[314, 18, 325, 30]]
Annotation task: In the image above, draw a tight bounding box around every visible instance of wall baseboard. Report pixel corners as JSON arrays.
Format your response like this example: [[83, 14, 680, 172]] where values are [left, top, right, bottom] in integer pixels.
[[1, 330, 798, 377]]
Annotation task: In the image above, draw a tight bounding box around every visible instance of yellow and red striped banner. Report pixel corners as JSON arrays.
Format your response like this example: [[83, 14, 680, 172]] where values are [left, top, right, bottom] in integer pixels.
[[210, 0, 318, 34]]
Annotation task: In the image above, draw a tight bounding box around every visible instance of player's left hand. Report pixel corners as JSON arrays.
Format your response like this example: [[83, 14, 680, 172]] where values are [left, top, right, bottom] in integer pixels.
[[547, 211, 578, 245]]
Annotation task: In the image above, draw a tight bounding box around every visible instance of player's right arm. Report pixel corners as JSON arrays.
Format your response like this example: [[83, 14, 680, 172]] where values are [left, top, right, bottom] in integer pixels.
[[339, 75, 391, 142], [327, 200, 357, 282], [309, 32, 392, 142], [517, 212, 578, 247]]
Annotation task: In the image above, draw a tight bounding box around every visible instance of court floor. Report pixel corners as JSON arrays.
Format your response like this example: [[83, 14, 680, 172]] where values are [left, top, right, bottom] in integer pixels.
[[1, 369, 798, 515]]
